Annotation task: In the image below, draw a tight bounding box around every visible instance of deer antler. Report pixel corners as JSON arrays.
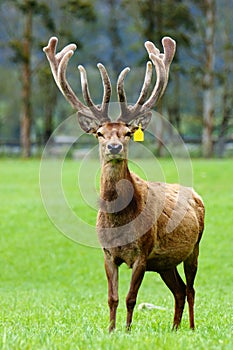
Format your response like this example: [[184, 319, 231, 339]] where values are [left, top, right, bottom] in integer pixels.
[[43, 36, 175, 126], [117, 37, 176, 124], [43, 37, 111, 123]]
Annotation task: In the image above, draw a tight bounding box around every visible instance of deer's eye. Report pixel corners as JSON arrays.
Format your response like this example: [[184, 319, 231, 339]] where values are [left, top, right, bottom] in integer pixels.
[[125, 131, 132, 137], [97, 131, 104, 138]]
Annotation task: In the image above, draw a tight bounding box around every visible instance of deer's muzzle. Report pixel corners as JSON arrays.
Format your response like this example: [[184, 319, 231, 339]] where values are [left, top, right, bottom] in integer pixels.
[[107, 143, 123, 155]]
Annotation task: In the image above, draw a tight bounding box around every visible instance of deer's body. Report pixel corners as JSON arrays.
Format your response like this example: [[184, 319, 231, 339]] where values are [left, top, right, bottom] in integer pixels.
[[98, 167, 204, 272], [96, 122, 204, 331], [44, 36, 205, 332]]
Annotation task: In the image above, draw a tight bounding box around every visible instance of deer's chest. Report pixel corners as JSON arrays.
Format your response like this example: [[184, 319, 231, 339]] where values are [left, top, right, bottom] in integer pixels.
[[104, 243, 140, 268]]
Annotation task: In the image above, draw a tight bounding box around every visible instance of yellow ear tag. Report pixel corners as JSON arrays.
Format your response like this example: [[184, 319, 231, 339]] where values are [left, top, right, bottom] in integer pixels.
[[133, 124, 144, 142]]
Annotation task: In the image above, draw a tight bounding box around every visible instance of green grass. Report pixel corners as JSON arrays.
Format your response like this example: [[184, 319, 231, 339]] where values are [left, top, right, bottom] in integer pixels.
[[0, 158, 233, 349]]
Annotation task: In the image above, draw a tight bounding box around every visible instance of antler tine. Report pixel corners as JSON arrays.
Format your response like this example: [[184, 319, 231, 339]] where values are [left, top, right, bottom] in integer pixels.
[[117, 67, 131, 119], [78, 64, 111, 122], [78, 65, 102, 118], [131, 61, 153, 111], [160, 37, 176, 95], [162, 37, 176, 70], [97, 63, 112, 120]]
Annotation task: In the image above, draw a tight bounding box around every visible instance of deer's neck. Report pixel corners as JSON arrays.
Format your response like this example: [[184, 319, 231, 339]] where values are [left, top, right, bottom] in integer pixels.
[[100, 159, 131, 198], [100, 159, 139, 214]]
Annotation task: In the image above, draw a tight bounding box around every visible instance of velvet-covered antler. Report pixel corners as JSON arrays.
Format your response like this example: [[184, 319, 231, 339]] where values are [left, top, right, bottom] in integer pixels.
[[116, 37, 176, 123], [43, 36, 176, 126], [43, 37, 111, 123]]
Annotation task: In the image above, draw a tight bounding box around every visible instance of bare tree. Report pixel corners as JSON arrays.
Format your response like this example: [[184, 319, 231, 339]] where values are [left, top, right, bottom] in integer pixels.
[[216, 0, 233, 157], [38, 66, 58, 143], [4, 0, 55, 157], [202, 0, 215, 158], [20, 3, 32, 158]]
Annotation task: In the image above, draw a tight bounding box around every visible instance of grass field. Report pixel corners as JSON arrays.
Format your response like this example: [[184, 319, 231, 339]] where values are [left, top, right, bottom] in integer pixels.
[[1, 158, 233, 349]]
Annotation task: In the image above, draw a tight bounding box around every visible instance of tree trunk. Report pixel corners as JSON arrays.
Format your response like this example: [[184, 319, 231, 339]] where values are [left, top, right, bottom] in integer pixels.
[[168, 65, 181, 134], [20, 6, 32, 158], [202, 0, 215, 158], [156, 101, 164, 157], [216, 3, 232, 157], [44, 105, 54, 144], [44, 83, 57, 144], [216, 88, 232, 157], [216, 64, 232, 157], [173, 68, 181, 133]]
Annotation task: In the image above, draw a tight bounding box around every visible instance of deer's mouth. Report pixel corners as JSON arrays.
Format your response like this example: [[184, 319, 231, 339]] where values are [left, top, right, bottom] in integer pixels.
[[106, 153, 124, 162]]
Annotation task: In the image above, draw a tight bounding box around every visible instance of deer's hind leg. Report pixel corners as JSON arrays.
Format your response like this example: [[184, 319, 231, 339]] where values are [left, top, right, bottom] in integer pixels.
[[184, 243, 200, 330], [159, 267, 186, 330]]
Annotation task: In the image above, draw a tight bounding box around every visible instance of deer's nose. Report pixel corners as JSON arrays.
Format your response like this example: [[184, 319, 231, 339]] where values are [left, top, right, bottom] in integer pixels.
[[107, 143, 123, 154]]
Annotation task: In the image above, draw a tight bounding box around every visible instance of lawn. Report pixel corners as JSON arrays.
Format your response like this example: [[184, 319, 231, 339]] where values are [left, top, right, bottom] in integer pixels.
[[0, 158, 233, 349]]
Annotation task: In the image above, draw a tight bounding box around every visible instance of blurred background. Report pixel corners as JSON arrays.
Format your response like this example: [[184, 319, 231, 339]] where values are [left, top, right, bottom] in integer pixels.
[[0, 0, 232, 158]]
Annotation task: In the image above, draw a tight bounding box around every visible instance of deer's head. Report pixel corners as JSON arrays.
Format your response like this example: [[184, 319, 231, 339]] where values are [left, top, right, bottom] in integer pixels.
[[43, 37, 176, 164]]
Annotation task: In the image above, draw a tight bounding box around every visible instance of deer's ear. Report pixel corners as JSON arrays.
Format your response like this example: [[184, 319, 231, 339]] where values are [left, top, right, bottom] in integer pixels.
[[77, 114, 101, 134], [128, 112, 152, 132]]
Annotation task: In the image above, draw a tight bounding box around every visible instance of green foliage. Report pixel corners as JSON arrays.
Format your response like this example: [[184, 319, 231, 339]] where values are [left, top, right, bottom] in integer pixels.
[[0, 159, 233, 349], [124, 0, 195, 48], [36, 3, 56, 32], [13, 0, 41, 13], [8, 40, 25, 63], [61, 0, 96, 22]]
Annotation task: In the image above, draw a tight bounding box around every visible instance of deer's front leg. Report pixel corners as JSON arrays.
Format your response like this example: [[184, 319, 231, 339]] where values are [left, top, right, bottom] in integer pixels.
[[104, 254, 119, 332], [126, 258, 146, 330]]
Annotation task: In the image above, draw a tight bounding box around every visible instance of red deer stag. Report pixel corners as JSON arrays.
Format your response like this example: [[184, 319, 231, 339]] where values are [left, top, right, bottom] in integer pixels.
[[43, 37, 205, 332]]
